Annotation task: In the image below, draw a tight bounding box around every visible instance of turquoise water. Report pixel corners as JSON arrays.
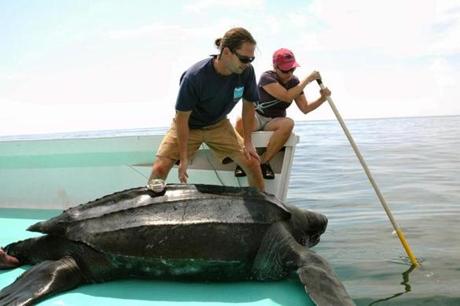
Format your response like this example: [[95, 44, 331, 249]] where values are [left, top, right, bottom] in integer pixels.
[[1, 115, 460, 305]]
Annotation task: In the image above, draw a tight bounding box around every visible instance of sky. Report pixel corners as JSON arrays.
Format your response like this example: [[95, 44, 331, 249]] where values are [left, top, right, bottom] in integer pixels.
[[0, 0, 459, 136]]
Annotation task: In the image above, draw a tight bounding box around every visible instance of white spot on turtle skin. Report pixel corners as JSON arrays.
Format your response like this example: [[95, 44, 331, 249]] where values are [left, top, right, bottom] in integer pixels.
[[172, 266, 200, 275], [160, 259, 168, 265]]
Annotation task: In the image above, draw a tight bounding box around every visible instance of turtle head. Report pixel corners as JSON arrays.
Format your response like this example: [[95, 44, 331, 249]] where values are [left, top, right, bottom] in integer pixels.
[[288, 206, 328, 248]]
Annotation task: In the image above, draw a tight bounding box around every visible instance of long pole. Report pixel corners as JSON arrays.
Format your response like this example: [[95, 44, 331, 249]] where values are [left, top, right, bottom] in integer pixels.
[[317, 78, 419, 267]]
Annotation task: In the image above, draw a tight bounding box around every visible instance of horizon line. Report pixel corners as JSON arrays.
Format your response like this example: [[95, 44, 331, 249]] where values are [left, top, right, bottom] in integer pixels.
[[1, 114, 458, 141]]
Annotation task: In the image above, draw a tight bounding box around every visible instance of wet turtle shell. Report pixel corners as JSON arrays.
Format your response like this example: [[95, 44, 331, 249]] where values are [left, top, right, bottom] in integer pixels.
[[29, 184, 291, 260]]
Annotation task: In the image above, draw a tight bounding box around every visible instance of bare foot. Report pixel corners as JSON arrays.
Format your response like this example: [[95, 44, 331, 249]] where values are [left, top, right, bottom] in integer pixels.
[[0, 248, 20, 269]]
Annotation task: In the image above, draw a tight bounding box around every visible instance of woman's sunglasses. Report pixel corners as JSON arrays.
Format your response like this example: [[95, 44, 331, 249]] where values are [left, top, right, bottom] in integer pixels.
[[233, 50, 255, 64], [277, 66, 296, 74]]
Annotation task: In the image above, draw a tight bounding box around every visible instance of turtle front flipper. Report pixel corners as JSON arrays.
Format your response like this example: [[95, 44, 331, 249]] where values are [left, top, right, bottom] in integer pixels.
[[253, 223, 354, 306], [296, 250, 355, 306], [0, 256, 84, 306]]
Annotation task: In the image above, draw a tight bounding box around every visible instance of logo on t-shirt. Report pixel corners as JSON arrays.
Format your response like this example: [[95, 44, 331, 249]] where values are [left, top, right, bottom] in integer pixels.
[[233, 86, 244, 102]]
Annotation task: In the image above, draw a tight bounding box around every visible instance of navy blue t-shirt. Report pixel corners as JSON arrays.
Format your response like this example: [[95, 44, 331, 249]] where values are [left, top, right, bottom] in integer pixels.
[[175, 57, 259, 128]]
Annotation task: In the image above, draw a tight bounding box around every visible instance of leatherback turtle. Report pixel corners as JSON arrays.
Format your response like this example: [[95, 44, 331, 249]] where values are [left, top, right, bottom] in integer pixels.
[[0, 184, 354, 306]]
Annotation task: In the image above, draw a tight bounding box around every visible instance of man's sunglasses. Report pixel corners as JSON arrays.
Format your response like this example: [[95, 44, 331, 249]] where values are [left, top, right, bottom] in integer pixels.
[[233, 50, 255, 64], [277, 66, 296, 74]]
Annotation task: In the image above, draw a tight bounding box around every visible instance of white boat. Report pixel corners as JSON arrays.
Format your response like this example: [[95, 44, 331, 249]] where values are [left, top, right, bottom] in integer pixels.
[[0, 130, 299, 210], [0, 130, 322, 306]]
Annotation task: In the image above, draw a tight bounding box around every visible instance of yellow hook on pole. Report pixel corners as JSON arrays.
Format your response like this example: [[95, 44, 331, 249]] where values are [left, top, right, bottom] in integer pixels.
[[317, 78, 419, 267]]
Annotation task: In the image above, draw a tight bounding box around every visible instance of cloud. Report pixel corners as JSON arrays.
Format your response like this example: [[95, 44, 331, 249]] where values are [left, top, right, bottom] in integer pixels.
[[107, 23, 200, 42], [305, 0, 435, 57], [1, 0, 459, 136], [184, 0, 265, 14], [0, 99, 173, 136], [430, 57, 458, 89], [302, 0, 460, 60], [431, 1, 460, 55]]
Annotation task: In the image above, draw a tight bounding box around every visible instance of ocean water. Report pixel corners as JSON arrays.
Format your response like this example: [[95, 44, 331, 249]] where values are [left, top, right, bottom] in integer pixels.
[[1, 115, 459, 305], [288, 115, 460, 305]]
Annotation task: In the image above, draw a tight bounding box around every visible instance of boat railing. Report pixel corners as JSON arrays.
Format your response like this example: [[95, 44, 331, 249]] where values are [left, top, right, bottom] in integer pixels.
[[0, 131, 299, 209]]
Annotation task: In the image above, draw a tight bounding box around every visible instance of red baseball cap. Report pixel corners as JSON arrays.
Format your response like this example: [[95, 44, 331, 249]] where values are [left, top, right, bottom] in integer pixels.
[[272, 48, 300, 70]]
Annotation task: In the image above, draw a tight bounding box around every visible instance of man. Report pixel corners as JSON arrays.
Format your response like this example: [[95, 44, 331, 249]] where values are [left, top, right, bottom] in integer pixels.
[[148, 27, 264, 191]]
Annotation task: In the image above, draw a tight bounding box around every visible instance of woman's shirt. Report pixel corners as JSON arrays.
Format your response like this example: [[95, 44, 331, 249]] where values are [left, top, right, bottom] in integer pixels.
[[256, 70, 301, 118]]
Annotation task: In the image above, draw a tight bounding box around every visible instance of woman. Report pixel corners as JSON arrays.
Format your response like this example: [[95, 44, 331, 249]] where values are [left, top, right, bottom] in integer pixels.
[[235, 48, 331, 179]]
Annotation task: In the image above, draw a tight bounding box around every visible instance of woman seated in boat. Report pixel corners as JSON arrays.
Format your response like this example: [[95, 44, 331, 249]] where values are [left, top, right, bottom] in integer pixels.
[[235, 48, 331, 179]]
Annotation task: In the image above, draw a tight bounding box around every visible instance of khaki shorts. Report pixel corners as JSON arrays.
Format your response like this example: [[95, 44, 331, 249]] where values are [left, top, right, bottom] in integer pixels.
[[255, 112, 273, 131], [156, 118, 244, 163]]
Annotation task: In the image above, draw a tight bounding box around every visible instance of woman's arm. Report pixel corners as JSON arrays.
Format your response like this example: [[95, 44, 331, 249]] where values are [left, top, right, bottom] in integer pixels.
[[262, 71, 321, 103], [294, 87, 331, 114]]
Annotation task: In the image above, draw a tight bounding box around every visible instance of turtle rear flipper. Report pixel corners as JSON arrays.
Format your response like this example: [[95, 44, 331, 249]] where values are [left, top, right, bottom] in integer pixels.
[[0, 256, 83, 306]]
